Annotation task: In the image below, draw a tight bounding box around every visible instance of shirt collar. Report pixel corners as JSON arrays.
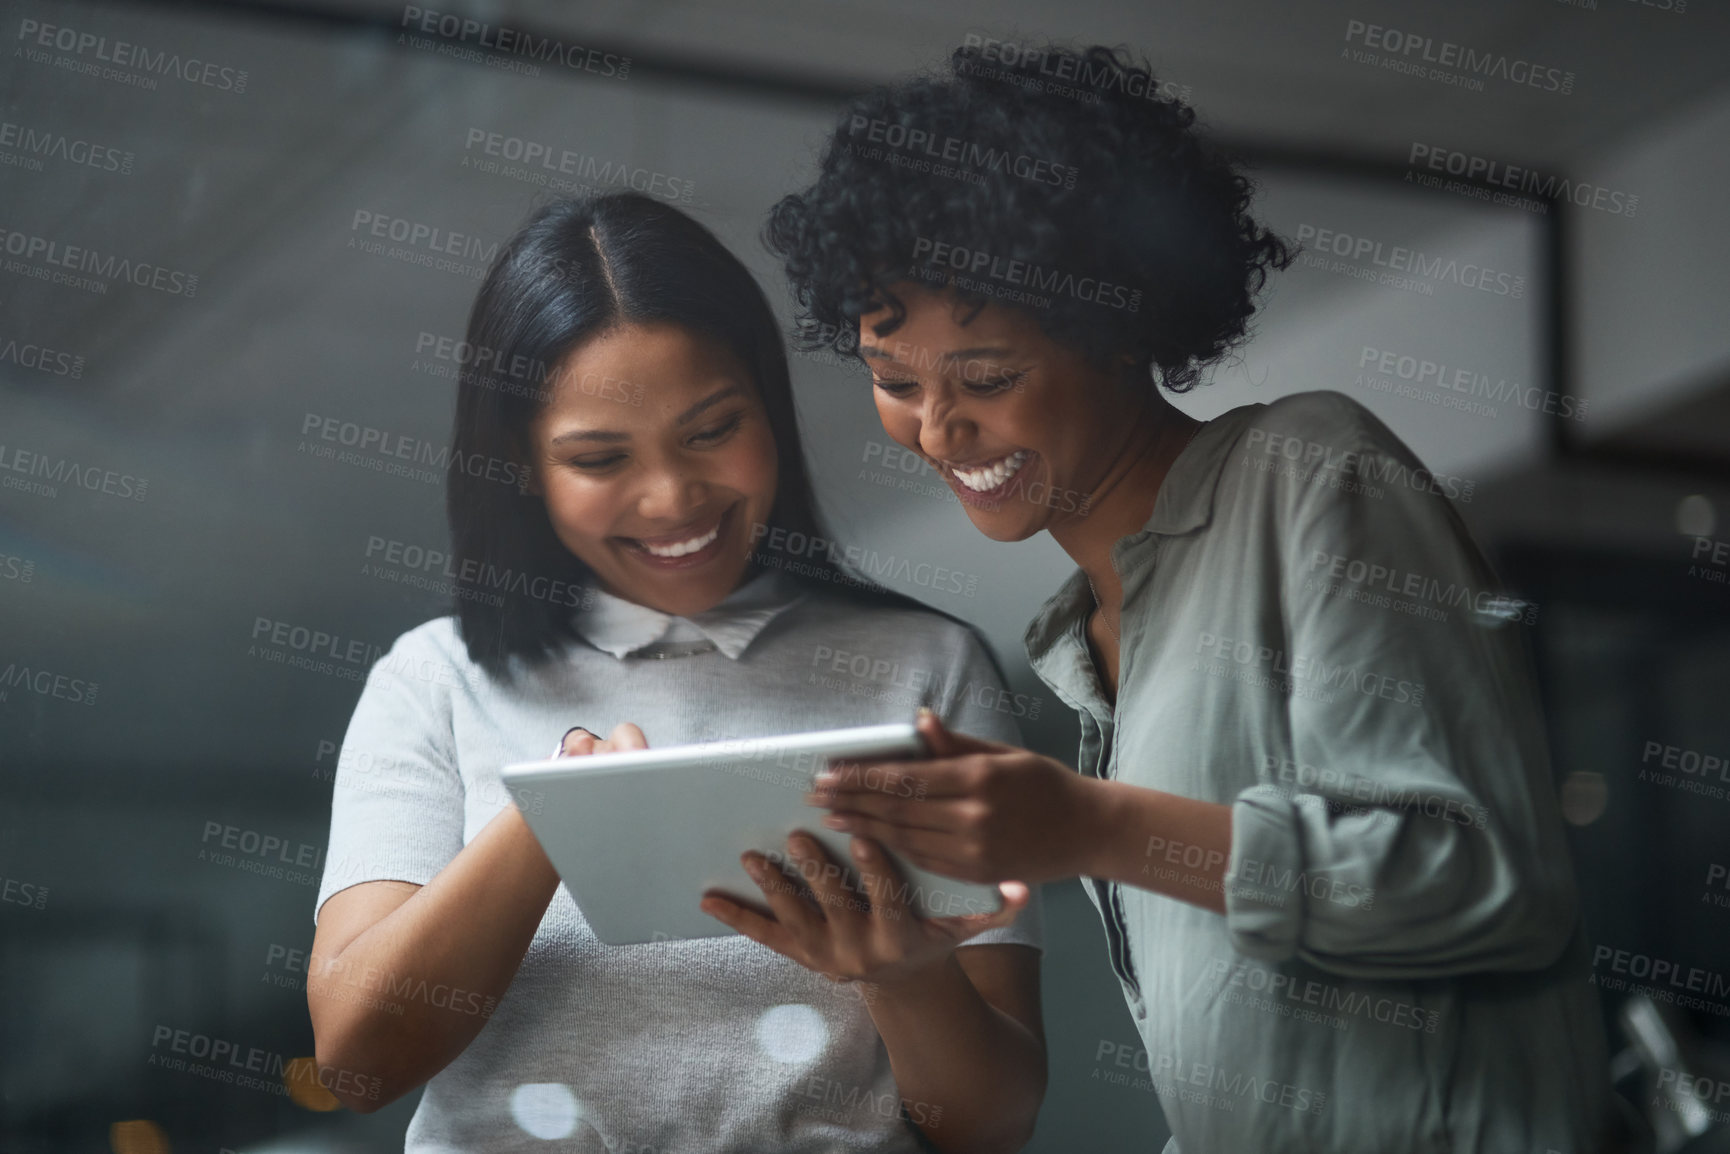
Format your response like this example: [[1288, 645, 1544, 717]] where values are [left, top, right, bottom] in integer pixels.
[[1128, 401, 1264, 542], [1023, 403, 1264, 671], [573, 569, 805, 661]]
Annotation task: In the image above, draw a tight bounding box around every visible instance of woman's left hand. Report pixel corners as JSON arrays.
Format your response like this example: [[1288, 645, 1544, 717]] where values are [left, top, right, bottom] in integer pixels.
[[699, 833, 1029, 988]]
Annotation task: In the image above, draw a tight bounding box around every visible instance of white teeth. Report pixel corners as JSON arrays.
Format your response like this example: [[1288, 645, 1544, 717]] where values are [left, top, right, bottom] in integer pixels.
[[952, 450, 1028, 493], [640, 522, 721, 557]]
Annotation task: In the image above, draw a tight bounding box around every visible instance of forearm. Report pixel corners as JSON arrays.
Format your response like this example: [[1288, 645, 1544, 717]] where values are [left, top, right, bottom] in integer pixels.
[[866, 953, 1045, 1154], [309, 805, 560, 1106], [1074, 776, 1232, 914]]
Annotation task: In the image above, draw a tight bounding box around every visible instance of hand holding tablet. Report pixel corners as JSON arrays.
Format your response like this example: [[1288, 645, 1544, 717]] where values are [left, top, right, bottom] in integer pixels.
[[700, 828, 1030, 986], [499, 722, 1014, 945]]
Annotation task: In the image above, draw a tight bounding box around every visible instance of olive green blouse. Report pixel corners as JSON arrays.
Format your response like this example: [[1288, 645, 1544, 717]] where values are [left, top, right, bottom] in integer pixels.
[[1024, 391, 1614, 1153]]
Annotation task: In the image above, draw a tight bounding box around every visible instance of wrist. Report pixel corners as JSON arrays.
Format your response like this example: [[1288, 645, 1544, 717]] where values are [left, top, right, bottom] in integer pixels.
[[869, 951, 964, 1004], [1064, 772, 1117, 879]]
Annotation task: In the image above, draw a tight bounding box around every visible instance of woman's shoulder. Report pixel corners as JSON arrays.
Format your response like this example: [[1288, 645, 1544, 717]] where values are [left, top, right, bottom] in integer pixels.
[[1206, 391, 1434, 504], [385, 614, 463, 654], [369, 615, 478, 686], [793, 587, 996, 667], [1226, 390, 1413, 460]]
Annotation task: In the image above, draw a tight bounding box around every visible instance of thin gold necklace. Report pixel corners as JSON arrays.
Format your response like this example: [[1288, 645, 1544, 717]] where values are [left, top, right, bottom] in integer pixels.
[[1088, 417, 1204, 642]]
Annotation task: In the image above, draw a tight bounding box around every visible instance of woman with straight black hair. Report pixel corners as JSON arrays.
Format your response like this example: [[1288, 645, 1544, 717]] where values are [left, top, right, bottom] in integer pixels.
[[307, 192, 1047, 1153]]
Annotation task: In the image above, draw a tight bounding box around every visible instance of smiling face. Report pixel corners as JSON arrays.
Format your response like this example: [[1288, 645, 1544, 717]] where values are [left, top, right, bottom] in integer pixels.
[[527, 322, 779, 617], [859, 282, 1143, 541]]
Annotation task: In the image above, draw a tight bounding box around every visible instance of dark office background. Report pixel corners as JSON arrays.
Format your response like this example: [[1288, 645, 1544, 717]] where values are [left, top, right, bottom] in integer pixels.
[[3, 0, 1729, 1150]]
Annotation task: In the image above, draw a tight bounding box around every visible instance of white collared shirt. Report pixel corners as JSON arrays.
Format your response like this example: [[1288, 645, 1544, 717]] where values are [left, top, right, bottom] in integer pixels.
[[547, 571, 807, 756], [572, 569, 806, 661], [317, 572, 1043, 1154]]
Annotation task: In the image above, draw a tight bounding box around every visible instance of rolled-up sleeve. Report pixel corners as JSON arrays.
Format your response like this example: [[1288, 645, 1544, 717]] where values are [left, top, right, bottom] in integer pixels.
[[1223, 425, 1576, 980], [313, 627, 466, 924]]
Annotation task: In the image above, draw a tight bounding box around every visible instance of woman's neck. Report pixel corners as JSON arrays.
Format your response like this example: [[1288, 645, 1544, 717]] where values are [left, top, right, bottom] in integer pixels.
[[1049, 400, 1202, 612]]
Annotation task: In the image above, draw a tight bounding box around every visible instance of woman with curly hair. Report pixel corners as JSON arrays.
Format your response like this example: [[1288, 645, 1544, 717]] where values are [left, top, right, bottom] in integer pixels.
[[770, 41, 1619, 1154]]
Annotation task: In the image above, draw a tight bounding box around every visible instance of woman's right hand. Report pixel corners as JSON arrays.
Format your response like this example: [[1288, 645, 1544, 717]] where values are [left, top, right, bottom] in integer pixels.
[[558, 722, 649, 758]]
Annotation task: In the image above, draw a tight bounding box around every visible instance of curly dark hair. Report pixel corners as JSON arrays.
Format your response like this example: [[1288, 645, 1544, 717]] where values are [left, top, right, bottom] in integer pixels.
[[765, 41, 1294, 393]]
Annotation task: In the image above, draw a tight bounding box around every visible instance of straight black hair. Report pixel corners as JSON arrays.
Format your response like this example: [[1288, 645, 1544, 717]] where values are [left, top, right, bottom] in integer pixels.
[[445, 192, 993, 681]]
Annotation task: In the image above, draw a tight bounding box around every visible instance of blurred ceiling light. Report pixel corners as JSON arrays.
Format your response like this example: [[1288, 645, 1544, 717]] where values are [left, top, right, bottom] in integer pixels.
[[1560, 771, 1608, 826], [1675, 494, 1715, 538], [510, 1082, 581, 1139]]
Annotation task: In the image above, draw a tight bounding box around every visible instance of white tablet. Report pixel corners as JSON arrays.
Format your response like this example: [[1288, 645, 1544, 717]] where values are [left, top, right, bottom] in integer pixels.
[[499, 722, 1005, 945]]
